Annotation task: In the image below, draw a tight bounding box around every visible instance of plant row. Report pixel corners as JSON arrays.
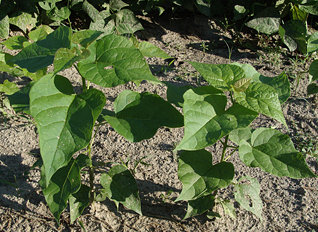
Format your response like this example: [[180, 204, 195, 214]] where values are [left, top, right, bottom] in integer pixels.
[[0, 25, 316, 226]]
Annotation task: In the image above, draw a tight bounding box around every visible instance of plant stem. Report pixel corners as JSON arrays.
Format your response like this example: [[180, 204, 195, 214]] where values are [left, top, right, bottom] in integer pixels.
[[87, 118, 100, 203], [224, 149, 238, 161], [220, 135, 229, 162]]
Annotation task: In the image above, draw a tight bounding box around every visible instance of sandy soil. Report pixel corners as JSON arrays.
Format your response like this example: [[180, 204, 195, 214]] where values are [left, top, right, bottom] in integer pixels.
[[0, 15, 317, 231]]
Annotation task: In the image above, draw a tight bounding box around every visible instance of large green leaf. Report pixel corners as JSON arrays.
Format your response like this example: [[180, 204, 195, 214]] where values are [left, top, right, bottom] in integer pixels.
[[176, 150, 234, 202], [77, 34, 158, 87], [234, 176, 262, 219], [102, 90, 183, 142], [43, 157, 81, 222], [29, 25, 54, 42], [9, 26, 72, 72], [307, 32, 318, 54], [9, 12, 37, 33], [189, 62, 245, 90], [176, 86, 258, 151], [184, 194, 215, 219], [115, 9, 143, 34], [234, 82, 286, 126], [258, 73, 290, 104], [0, 14, 9, 39], [137, 41, 171, 59], [299, 0, 318, 15], [280, 20, 308, 54], [2, 36, 28, 50], [30, 74, 105, 183], [238, 128, 316, 178], [232, 63, 290, 103], [99, 165, 142, 215], [245, 7, 280, 35]]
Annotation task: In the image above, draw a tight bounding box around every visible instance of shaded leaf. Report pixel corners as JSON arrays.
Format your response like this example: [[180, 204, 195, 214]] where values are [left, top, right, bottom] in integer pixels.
[[176, 150, 234, 201], [234, 176, 262, 219], [30, 74, 105, 183], [239, 128, 316, 178], [258, 72, 290, 104], [9, 26, 72, 72], [280, 20, 307, 54], [307, 83, 318, 95], [245, 8, 280, 35], [164, 82, 192, 107], [71, 29, 102, 48], [7, 83, 33, 113], [102, 90, 183, 142], [2, 36, 28, 50], [309, 60, 318, 81], [43, 158, 81, 222], [29, 25, 54, 42], [53, 47, 81, 73], [69, 184, 90, 223], [77, 34, 158, 87], [176, 86, 258, 151], [99, 165, 142, 215], [184, 194, 215, 219]]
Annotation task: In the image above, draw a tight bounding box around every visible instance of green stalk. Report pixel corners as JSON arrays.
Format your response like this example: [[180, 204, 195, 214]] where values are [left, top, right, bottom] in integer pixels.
[[220, 135, 229, 162], [87, 125, 100, 203]]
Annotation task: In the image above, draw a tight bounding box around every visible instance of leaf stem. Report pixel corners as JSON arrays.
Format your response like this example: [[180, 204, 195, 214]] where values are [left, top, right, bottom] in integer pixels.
[[224, 149, 238, 161], [87, 125, 100, 203], [220, 135, 229, 162]]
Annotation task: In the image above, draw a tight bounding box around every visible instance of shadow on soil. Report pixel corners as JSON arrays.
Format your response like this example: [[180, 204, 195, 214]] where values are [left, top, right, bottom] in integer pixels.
[[0, 152, 43, 211]]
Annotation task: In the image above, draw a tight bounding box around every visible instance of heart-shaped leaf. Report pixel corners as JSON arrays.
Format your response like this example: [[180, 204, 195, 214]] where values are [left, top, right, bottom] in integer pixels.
[[30, 74, 105, 183], [232, 63, 290, 103], [184, 194, 215, 219], [176, 86, 258, 151], [77, 34, 158, 87], [99, 165, 142, 215], [189, 62, 245, 90], [176, 150, 234, 202], [239, 128, 316, 178], [9, 26, 72, 72], [43, 157, 81, 222], [234, 82, 286, 126], [102, 90, 183, 142]]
